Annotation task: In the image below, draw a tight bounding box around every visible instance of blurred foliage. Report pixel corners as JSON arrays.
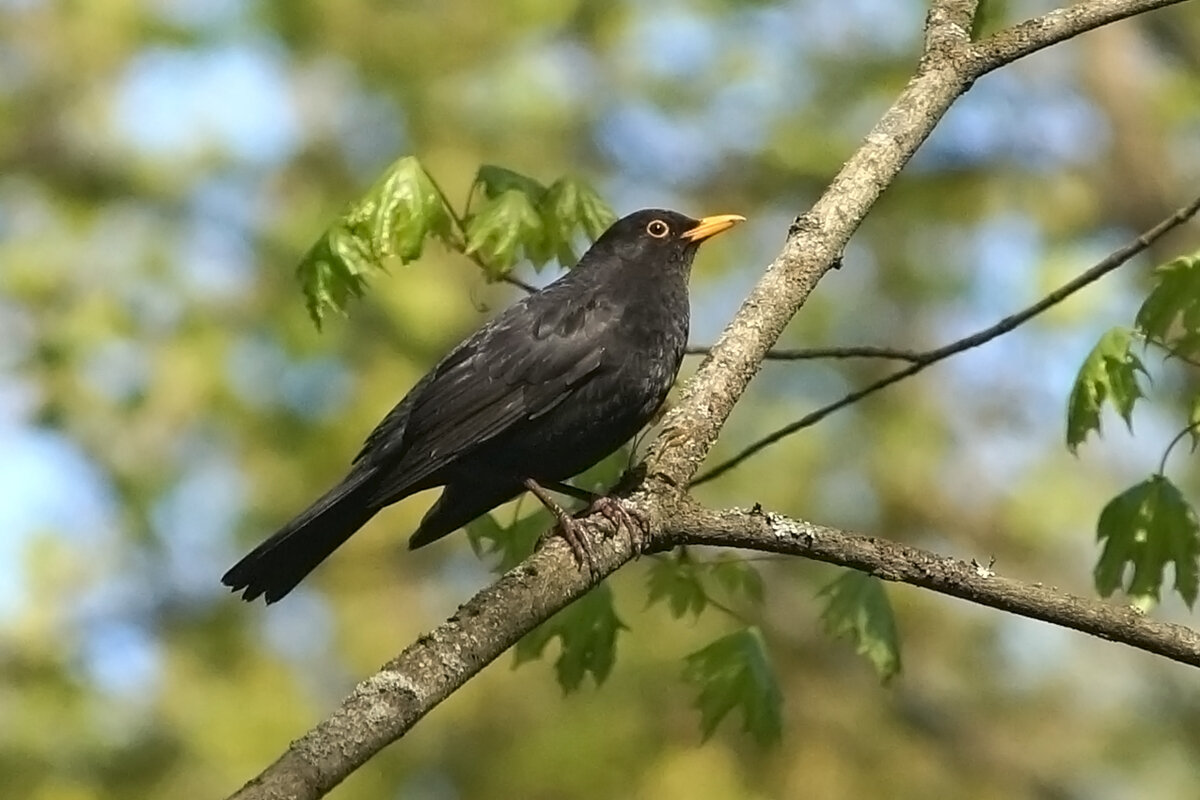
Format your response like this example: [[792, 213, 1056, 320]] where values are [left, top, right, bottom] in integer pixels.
[[683, 627, 782, 746], [818, 571, 902, 682], [3, 1, 1200, 799], [515, 582, 629, 693]]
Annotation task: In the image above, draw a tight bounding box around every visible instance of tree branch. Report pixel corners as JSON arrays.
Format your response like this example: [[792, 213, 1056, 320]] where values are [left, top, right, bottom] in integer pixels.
[[973, 0, 1188, 73], [691, 193, 1200, 487], [662, 503, 1200, 668], [923, 0, 980, 54], [500, 273, 539, 293], [685, 344, 926, 362]]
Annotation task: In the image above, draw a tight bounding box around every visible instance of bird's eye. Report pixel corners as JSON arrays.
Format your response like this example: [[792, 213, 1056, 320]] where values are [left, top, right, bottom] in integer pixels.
[[646, 219, 670, 238]]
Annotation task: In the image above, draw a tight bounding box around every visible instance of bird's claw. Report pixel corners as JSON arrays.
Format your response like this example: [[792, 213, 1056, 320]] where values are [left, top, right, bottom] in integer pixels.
[[557, 516, 598, 576], [587, 496, 649, 556], [535, 515, 598, 576], [531, 480, 648, 573]]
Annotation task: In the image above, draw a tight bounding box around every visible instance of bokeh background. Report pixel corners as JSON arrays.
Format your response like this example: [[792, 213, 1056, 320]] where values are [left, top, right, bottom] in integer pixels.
[[3, 1, 1200, 798]]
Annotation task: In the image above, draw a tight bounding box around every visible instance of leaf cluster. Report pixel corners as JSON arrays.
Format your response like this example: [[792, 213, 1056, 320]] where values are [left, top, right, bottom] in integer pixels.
[[1067, 254, 1200, 608], [296, 157, 616, 328]]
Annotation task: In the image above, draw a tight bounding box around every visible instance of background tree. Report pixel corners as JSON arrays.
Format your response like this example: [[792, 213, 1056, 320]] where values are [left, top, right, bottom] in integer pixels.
[[2, 1, 1199, 799]]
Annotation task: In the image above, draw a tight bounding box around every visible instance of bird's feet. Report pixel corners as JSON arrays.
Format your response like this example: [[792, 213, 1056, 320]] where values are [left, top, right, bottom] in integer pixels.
[[585, 495, 649, 556], [526, 479, 650, 572], [549, 515, 598, 575], [527, 478, 598, 575]]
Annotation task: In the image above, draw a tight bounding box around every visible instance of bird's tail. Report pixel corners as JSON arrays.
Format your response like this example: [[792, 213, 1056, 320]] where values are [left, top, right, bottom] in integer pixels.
[[222, 472, 380, 604]]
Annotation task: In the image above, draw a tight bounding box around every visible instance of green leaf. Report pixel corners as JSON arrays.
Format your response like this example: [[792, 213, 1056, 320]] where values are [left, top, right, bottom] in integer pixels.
[[1065, 327, 1148, 452], [474, 164, 548, 202], [710, 556, 766, 606], [646, 554, 708, 619], [818, 571, 902, 682], [683, 627, 782, 746], [515, 582, 628, 692], [470, 166, 554, 267], [463, 168, 614, 273], [540, 177, 617, 267], [1135, 253, 1200, 353], [646, 553, 765, 619], [296, 228, 371, 331], [1095, 475, 1200, 608], [464, 509, 546, 573], [573, 181, 617, 240], [296, 155, 452, 328], [464, 189, 546, 276]]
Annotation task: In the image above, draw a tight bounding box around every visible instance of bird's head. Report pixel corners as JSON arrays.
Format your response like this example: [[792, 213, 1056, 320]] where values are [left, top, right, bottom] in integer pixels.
[[584, 208, 745, 275]]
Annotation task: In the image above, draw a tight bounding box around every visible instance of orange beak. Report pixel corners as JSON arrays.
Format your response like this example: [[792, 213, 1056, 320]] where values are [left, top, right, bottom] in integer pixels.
[[681, 213, 746, 243]]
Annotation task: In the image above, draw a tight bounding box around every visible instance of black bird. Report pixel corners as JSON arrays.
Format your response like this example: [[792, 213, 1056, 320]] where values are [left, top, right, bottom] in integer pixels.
[[222, 208, 744, 603]]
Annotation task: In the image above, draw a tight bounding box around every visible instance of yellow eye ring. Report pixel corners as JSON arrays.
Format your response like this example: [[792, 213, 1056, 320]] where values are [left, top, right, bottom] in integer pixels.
[[646, 219, 670, 238]]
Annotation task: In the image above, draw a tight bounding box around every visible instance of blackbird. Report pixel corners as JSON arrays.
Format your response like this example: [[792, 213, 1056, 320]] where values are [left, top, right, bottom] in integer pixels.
[[222, 208, 743, 603]]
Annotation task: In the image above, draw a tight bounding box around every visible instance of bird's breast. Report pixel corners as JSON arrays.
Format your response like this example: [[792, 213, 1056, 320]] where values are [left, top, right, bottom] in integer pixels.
[[604, 316, 687, 416]]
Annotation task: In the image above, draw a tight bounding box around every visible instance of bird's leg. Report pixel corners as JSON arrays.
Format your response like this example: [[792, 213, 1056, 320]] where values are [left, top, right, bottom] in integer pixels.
[[525, 478, 596, 572], [542, 480, 649, 555]]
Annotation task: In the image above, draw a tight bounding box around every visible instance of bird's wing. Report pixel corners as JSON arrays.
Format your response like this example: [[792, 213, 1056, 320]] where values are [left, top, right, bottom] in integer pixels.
[[360, 288, 618, 499]]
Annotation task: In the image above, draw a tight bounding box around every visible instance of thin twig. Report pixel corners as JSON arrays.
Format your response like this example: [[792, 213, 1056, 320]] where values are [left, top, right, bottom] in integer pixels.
[[427, 168, 541, 294], [703, 592, 752, 624], [1158, 421, 1200, 475], [424, 170, 469, 250], [1147, 337, 1200, 370], [501, 274, 538, 293], [648, 551, 758, 624], [692, 195, 1200, 487]]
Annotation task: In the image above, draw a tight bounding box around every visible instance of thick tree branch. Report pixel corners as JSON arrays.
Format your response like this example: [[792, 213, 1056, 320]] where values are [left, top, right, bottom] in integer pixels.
[[692, 194, 1200, 486], [923, 0, 980, 53]]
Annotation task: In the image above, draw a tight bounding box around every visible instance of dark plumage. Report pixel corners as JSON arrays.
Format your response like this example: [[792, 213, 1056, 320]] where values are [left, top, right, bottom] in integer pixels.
[[222, 208, 743, 603]]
